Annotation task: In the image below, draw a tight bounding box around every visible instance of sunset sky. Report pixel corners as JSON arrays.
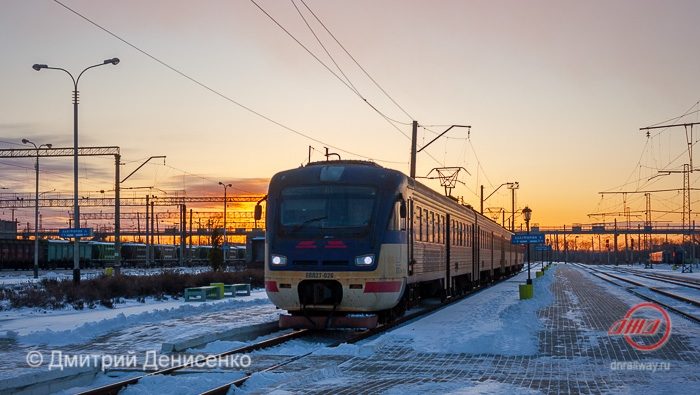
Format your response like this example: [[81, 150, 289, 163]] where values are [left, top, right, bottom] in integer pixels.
[[2, 0, 700, 231]]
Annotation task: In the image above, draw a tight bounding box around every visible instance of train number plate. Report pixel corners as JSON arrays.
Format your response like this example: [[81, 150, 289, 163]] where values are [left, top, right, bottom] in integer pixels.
[[305, 272, 335, 279]]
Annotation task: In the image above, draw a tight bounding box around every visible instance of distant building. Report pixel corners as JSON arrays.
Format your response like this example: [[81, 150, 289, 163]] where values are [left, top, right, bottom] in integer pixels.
[[0, 220, 18, 239], [246, 230, 265, 265]]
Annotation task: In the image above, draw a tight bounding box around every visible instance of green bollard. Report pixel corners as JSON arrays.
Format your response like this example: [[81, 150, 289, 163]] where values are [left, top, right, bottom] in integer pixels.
[[519, 283, 533, 300], [210, 282, 225, 299]]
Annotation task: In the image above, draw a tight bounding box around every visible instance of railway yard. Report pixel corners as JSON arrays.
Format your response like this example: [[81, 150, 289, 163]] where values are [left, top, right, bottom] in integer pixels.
[[1, 262, 698, 394]]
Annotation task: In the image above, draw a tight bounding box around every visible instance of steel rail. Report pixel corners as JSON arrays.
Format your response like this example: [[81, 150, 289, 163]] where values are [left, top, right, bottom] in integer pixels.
[[197, 266, 531, 395], [77, 329, 309, 395], [573, 263, 700, 323], [611, 267, 700, 291]]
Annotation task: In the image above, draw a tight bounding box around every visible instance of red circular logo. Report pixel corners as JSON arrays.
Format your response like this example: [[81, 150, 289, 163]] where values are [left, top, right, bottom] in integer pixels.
[[608, 302, 672, 351]]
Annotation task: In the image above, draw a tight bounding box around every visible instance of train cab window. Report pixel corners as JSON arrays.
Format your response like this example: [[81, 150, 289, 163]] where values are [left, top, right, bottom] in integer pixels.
[[387, 200, 406, 231], [279, 185, 376, 237]]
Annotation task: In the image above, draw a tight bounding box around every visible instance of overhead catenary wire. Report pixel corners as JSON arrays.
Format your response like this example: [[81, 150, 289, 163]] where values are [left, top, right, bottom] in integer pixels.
[[595, 101, 700, 224], [254, 0, 450, 172], [250, 0, 412, 139], [298, 0, 414, 123], [163, 164, 256, 195], [52, 0, 406, 166]]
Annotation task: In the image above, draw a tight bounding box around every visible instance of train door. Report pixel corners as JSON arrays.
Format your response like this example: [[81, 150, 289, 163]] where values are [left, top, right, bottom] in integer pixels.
[[472, 223, 479, 287], [445, 213, 451, 296], [408, 199, 414, 275]]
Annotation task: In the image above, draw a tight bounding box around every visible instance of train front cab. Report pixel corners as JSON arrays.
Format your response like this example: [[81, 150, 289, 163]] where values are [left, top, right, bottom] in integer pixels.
[[263, 163, 409, 328]]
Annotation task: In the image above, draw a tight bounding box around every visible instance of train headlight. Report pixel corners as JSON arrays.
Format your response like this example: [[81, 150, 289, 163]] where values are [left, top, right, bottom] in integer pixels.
[[355, 254, 375, 266], [271, 254, 287, 266]]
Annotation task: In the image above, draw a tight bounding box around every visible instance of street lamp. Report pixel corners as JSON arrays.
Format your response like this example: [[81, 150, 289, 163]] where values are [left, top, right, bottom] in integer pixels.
[[219, 182, 232, 263], [522, 206, 532, 285], [22, 139, 52, 279], [33, 58, 120, 284]]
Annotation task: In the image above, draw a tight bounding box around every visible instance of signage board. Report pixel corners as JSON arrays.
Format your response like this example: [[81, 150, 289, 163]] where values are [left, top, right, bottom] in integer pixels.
[[58, 228, 93, 238], [535, 245, 553, 252], [511, 232, 545, 244]]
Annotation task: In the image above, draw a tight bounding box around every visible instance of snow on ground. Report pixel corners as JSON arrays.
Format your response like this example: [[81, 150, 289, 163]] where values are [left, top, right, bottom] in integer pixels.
[[0, 287, 279, 388], [120, 372, 247, 395], [364, 266, 555, 356], [384, 379, 542, 395], [600, 263, 700, 279], [0, 290, 271, 345], [577, 264, 700, 352], [190, 339, 250, 354]]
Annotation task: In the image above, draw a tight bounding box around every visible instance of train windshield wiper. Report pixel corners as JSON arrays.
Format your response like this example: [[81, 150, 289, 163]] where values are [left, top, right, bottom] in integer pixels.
[[291, 216, 327, 233]]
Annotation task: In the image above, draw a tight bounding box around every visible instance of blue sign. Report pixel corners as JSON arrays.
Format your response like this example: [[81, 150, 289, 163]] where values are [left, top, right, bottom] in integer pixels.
[[59, 228, 93, 238], [511, 232, 545, 244], [535, 245, 553, 252]]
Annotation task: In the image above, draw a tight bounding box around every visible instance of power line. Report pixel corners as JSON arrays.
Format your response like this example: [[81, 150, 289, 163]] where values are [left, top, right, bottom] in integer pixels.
[[291, 0, 360, 99], [52, 0, 405, 165], [647, 101, 700, 128], [298, 0, 414, 123], [163, 164, 256, 195], [250, 0, 412, 141]]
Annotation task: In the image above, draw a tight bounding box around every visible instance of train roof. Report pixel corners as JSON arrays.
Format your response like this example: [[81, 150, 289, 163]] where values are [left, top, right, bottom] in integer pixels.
[[273, 160, 511, 234], [270, 160, 405, 190]]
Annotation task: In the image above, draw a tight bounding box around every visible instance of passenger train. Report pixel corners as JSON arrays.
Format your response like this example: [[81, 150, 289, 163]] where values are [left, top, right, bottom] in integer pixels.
[[260, 161, 523, 328]]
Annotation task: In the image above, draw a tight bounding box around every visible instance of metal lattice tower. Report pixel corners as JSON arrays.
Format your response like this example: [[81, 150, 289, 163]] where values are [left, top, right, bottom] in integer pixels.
[[423, 167, 469, 197], [683, 165, 690, 228]]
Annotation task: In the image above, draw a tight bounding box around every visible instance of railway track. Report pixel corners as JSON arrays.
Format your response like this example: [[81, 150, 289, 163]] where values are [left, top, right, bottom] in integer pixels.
[[77, 329, 311, 395], [573, 263, 700, 324], [79, 266, 534, 395], [198, 268, 532, 394], [609, 266, 700, 290]]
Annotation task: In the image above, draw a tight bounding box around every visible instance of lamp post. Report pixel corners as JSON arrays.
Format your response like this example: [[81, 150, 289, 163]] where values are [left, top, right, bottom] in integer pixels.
[[219, 182, 232, 263], [32, 58, 120, 284], [522, 206, 532, 285], [22, 139, 52, 279]]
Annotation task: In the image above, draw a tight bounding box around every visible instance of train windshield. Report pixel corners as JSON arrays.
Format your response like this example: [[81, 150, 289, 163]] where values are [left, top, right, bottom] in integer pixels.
[[278, 185, 376, 237]]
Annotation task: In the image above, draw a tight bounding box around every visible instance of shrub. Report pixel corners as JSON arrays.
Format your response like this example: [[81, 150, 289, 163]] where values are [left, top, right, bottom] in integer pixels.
[[3, 268, 263, 310]]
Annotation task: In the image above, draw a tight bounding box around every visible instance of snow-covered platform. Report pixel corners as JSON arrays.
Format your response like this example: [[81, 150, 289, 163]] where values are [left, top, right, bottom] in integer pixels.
[[237, 265, 700, 394]]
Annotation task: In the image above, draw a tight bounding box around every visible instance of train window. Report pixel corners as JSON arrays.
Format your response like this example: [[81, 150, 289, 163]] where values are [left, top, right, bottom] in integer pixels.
[[457, 223, 460, 246], [430, 212, 435, 243], [436, 215, 441, 243], [416, 206, 422, 241], [441, 215, 445, 244], [424, 209, 429, 242]]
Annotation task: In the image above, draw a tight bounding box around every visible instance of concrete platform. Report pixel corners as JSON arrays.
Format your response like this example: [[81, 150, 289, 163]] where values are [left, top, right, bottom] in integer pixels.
[[243, 265, 700, 394]]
